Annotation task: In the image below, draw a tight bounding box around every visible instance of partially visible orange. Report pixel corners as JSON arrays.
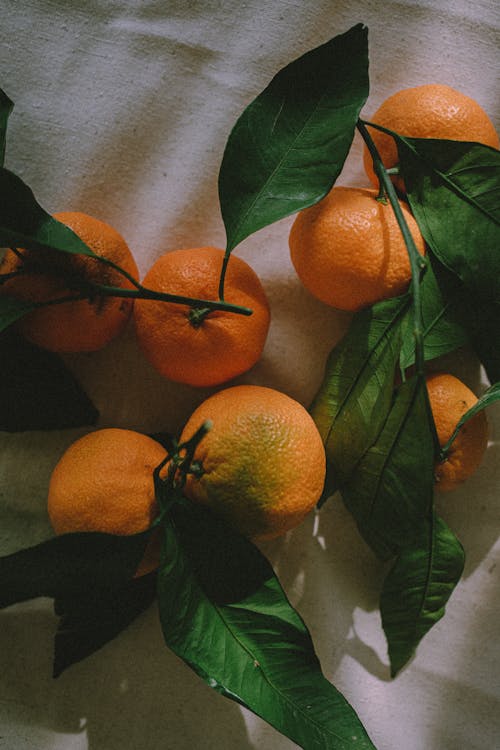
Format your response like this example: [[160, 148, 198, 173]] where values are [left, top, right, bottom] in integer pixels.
[[363, 84, 500, 192], [133, 247, 270, 387], [179, 385, 326, 540], [48, 428, 167, 577], [426, 373, 489, 492], [289, 186, 425, 312], [0, 211, 138, 352]]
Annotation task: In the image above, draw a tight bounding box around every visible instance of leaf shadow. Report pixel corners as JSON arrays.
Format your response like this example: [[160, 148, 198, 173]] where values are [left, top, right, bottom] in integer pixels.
[[0, 601, 258, 750]]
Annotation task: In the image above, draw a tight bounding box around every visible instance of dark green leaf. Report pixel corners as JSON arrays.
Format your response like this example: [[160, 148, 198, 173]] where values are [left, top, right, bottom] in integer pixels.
[[399, 258, 469, 371], [53, 571, 157, 677], [0, 530, 150, 607], [380, 513, 465, 677], [0, 167, 97, 256], [341, 376, 435, 560], [0, 329, 99, 431], [396, 138, 500, 302], [219, 23, 369, 251], [0, 294, 36, 332], [0, 88, 13, 167], [458, 296, 500, 384], [158, 500, 376, 750], [310, 295, 408, 488], [442, 381, 500, 455]]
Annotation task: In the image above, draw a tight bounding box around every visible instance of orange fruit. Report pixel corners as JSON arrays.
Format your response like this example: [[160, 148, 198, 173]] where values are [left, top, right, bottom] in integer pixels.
[[289, 186, 426, 312], [426, 373, 489, 492], [179, 384, 326, 541], [0, 211, 138, 352], [48, 428, 166, 576], [133, 247, 270, 387], [363, 84, 500, 192]]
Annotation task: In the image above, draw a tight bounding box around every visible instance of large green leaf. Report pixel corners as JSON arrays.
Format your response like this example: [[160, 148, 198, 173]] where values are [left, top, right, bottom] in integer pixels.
[[310, 295, 408, 489], [219, 23, 369, 251], [399, 258, 469, 371], [0, 167, 96, 256], [0, 329, 99, 431], [0, 88, 13, 167], [158, 499, 376, 750], [380, 513, 465, 677], [0, 530, 154, 674], [395, 137, 500, 302], [341, 376, 435, 560]]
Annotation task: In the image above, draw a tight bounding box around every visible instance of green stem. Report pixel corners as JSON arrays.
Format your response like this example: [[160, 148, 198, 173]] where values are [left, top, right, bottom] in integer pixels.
[[218, 249, 231, 301], [357, 119, 427, 376]]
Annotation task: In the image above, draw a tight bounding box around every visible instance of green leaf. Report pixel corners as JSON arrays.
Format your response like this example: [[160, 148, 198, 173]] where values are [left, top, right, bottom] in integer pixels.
[[310, 295, 409, 488], [395, 137, 500, 302], [0, 88, 14, 167], [457, 296, 500, 384], [219, 23, 369, 251], [0, 530, 154, 674], [0, 329, 99, 431], [399, 258, 469, 371], [380, 513, 465, 677], [441, 381, 500, 455], [341, 376, 435, 560], [53, 572, 157, 677], [0, 167, 97, 256], [158, 500, 376, 750], [0, 294, 36, 332]]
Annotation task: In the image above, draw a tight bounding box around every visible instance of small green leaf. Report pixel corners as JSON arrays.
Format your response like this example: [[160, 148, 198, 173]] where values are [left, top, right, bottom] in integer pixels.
[[310, 295, 409, 488], [0, 167, 97, 256], [380, 513, 465, 677], [219, 23, 369, 251], [441, 381, 500, 455], [0, 329, 99, 431], [399, 258, 469, 371], [396, 137, 500, 302], [0, 88, 14, 167], [158, 500, 376, 750], [341, 376, 435, 560]]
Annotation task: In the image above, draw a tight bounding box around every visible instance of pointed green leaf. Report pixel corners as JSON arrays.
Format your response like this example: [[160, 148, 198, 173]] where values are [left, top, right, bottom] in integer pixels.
[[441, 381, 500, 455], [158, 500, 376, 750], [0, 294, 36, 332], [219, 23, 369, 251], [341, 376, 435, 560], [0, 88, 14, 167], [0, 330, 99, 430], [310, 295, 409, 488], [395, 137, 500, 302], [53, 572, 157, 677], [0, 167, 97, 256], [380, 513, 465, 677], [399, 258, 469, 371]]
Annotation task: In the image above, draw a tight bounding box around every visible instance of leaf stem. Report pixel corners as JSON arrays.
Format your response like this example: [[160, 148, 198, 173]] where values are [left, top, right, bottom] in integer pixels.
[[357, 119, 427, 376]]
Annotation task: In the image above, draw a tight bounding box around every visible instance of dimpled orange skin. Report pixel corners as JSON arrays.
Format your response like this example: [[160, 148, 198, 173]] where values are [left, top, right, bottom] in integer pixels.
[[179, 385, 326, 541], [426, 373, 489, 492], [0, 211, 138, 352], [363, 84, 500, 192], [48, 428, 167, 577], [133, 247, 270, 387], [289, 186, 426, 312]]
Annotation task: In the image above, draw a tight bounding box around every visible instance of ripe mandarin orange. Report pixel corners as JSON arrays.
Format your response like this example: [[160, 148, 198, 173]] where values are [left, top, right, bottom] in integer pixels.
[[48, 428, 166, 576], [0, 211, 138, 352], [289, 186, 425, 312], [133, 247, 270, 387], [179, 385, 326, 541], [426, 373, 489, 492], [363, 84, 500, 192]]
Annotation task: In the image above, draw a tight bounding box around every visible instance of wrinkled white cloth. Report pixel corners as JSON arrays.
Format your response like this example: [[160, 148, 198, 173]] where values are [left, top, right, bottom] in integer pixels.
[[1, 1, 499, 748]]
